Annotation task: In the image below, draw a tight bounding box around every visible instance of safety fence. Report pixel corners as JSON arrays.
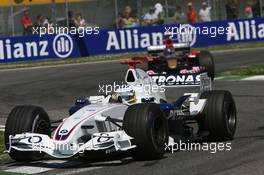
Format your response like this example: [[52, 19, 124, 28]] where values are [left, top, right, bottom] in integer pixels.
[[0, 0, 263, 36]]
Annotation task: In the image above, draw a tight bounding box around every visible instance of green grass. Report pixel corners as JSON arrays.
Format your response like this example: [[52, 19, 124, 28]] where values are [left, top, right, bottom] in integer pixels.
[[220, 64, 264, 76], [0, 131, 4, 153], [0, 42, 264, 70], [0, 53, 142, 70], [202, 41, 264, 51], [0, 131, 11, 164]]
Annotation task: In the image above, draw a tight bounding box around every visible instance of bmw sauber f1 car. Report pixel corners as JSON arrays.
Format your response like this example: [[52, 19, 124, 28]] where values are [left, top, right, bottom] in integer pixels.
[[4, 60, 236, 162], [133, 37, 215, 80]]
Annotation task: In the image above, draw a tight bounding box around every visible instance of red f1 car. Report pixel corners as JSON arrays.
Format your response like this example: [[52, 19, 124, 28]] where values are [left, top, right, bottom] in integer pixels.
[[133, 38, 215, 80]]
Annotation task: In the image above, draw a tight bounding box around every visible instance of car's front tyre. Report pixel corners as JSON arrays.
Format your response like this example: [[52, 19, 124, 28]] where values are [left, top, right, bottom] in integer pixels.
[[123, 103, 168, 160], [199, 91, 237, 141], [5, 105, 51, 161]]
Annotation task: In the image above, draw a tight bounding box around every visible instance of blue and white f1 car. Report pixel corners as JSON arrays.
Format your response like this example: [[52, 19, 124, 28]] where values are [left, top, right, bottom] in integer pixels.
[[4, 60, 237, 161]]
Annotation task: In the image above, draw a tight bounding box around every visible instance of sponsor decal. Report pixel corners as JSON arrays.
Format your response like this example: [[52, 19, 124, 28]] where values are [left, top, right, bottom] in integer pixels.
[[0, 39, 48, 60], [28, 136, 42, 144], [53, 34, 74, 58], [227, 19, 264, 41], [0, 33, 75, 62], [177, 24, 197, 46], [59, 129, 69, 135], [96, 133, 111, 143], [106, 29, 163, 51], [151, 74, 200, 86]]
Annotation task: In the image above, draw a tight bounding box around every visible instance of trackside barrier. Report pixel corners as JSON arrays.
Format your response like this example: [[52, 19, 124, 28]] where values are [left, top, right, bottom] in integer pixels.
[[1, 17, 264, 63]]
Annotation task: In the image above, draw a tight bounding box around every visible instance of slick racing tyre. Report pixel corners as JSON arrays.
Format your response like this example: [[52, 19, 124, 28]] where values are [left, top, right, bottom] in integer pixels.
[[199, 91, 237, 141], [123, 103, 168, 160], [199, 51, 215, 81], [5, 105, 51, 161]]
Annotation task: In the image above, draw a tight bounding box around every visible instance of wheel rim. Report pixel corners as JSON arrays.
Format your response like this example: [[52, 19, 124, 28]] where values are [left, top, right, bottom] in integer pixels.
[[224, 102, 236, 133], [33, 115, 49, 135], [152, 116, 166, 148]]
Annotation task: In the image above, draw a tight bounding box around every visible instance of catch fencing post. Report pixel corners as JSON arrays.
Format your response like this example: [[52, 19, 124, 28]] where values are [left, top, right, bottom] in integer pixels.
[[115, 0, 119, 28], [65, 0, 69, 27], [9, 0, 15, 36], [260, 0, 263, 16], [137, 0, 142, 26], [164, 0, 168, 20]]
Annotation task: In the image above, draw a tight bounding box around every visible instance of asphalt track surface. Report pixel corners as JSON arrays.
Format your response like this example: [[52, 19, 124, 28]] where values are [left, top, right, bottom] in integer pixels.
[[0, 48, 264, 175]]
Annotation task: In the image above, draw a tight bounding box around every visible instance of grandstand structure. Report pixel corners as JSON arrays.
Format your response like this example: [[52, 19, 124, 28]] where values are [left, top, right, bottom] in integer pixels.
[[0, 0, 263, 36]]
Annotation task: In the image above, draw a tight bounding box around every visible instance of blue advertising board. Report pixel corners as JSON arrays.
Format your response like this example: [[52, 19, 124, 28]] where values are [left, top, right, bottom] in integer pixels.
[[0, 17, 264, 63], [85, 17, 264, 55], [0, 34, 81, 63]]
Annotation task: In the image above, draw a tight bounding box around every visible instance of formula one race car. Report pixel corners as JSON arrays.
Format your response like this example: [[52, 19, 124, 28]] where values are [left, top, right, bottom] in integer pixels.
[[133, 38, 215, 80], [4, 60, 236, 162]]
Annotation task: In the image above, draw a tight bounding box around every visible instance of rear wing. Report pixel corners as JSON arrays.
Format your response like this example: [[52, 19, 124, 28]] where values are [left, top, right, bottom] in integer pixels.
[[147, 43, 190, 54], [149, 73, 211, 92]]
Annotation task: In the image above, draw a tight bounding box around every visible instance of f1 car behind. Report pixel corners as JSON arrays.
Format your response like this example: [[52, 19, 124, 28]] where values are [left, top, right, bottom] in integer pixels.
[[134, 37, 215, 80], [4, 60, 236, 162]]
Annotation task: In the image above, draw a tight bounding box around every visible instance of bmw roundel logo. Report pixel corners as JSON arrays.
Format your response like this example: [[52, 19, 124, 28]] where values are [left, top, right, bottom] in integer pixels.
[[177, 24, 197, 47], [53, 34, 73, 58], [59, 129, 69, 135], [28, 136, 42, 144]]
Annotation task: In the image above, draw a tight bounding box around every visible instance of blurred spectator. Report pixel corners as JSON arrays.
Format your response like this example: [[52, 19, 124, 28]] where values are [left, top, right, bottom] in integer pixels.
[[244, 2, 253, 18], [199, 2, 212, 22], [21, 10, 33, 35], [174, 5, 186, 24], [252, 0, 261, 17], [143, 7, 159, 26], [68, 10, 77, 28], [186, 2, 198, 24], [34, 15, 44, 28], [226, 0, 239, 20], [143, 3, 164, 26], [76, 13, 86, 28], [43, 16, 54, 32], [116, 12, 123, 28], [154, 3, 164, 25], [43, 17, 53, 28], [118, 6, 138, 28]]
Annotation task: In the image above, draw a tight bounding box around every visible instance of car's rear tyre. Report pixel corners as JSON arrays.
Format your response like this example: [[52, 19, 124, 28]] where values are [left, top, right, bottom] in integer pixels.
[[199, 91, 237, 141], [123, 103, 168, 160], [199, 51, 215, 80], [5, 105, 51, 161]]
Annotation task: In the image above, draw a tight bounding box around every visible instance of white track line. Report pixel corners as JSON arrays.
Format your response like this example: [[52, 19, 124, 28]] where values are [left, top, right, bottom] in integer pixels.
[[90, 160, 123, 166], [0, 125, 5, 131], [3, 160, 83, 174], [242, 75, 264, 81], [4, 166, 54, 174], [57, 167, 103, 175]]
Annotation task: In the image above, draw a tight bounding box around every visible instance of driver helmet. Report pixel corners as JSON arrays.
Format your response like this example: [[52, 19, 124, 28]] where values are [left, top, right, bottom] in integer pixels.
[[120, 91, 136, 104], [116, 86, 136, 104]]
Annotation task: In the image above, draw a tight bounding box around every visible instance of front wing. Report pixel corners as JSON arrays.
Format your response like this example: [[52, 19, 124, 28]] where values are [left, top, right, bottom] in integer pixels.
[[6, 131, 135, 159]]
